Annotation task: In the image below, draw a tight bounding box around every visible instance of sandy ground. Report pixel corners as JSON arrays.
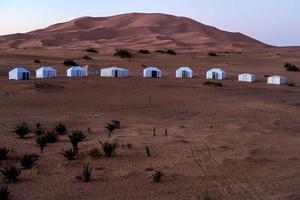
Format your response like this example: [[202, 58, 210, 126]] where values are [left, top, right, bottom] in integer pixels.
[[0, 48, 300, 200]]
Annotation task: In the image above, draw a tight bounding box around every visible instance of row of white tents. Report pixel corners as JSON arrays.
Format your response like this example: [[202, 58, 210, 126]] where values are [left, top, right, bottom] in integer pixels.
[[8, 66, 288, 85]]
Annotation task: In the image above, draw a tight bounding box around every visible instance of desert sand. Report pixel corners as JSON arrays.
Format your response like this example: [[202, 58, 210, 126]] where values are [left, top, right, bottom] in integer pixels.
[[0, 13, 300, 200]]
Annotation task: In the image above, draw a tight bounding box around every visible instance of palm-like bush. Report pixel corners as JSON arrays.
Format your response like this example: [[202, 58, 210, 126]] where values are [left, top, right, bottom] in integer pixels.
[[166, 49, 176, 55], [14, 123, 30, 138], [44, 131, 58, 143], [114, 49, 132, 58], [152, 171, 162, 182], [20, 153, 39, 169], [55, 123, 67, 135], [36, 135, 47, 152], [82, 163, 92, 182], [68, 131, 86, 150], [98, 141, 118, 157], [1, 166, 22, 182], [105, 123, 116, 137], [0, 148, 9, 160], [0, 186, 10, 200], [63, 148, 77, 160]]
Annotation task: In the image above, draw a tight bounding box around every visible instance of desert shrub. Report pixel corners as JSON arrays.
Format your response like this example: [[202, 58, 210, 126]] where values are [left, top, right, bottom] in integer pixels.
[[35, 124, 44, 136], [138, 49, 150, 54], [145, 146, 151, 157], [44, 131, 58, 143], [165, 129, 168, 136], [86, 48, 98, 53], [36, 135, 47, 152], [34, 59, 41, 63], [141, 64, 147, 68], [98, 141, 118, 157], [20, 153, 39, 169], [0, 186, 10, 200], [155, 50, 166, 54], [203, 81, 223, 87], [105, 123, 116, 137], [126, 143, 133, 150], [63, 148, 77, 160], [110, 120, 120, 129], [202, 192, 213, 200], [166, 49, 176, 55], [82, 163, 92, 182], [14, 123, 31, 138], [68, 130, 86, 150], [55, 123, 67, 135], [208, 52, 218, 57], [288, 82, 295, 87], [88, 148, 101, 158], [0, 148, 9, 160], [152, 171, 162, 182], [152, 128, 156, 136], [63, 59, 78, 66], [114, 49, 132, 58], [1, 166, 22, 182], [82, 55, 92, 60], [284, 63, 299, 72]]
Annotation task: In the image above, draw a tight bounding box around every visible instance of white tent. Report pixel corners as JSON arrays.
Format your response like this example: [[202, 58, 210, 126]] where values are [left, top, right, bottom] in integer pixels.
[[100, 67, 129, 78], [176, 66, 193, 78], [143, 67, 162, 78], [36, 66, 57, 78], [206, 68, 226, 80], [67, 66, 88, 77], [267, 75, 287, 85], [238, 73, 256, 82], [9, 67, 30, 80]]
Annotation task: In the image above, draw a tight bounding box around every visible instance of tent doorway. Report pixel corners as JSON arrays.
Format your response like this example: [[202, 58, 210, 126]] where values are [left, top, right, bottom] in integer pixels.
[[114, 70, 119, 77], [243, 75, 247, 81], [22, 72, 29, 80], [151, 71, 157, 77], [182, 70, 188, 78], [212, 72, 218, 79]]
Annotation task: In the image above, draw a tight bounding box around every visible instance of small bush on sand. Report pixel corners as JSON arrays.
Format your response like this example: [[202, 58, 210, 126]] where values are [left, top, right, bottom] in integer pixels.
[[82, 163, 92, 182], [35, 123, 44, 136], [0, 148, 9, 160], [202, 192, 213, 200], [86, 48, 98, 53], [98, 140, 118, 157], [14, 123, 31, 138], [166, 49, 176, 55], [88, 148, 102, 158], [284, 63, 299, 72], [36, 135, 47, 153], [82, 55, 92, 60], [20, 153, 39, 169], [203, 81, 223, 87], [138, 49, 150, 54], [114, 49, 132, 58], [68, 130, 86, 150], [105, 123, 116, 137], [155, 50, 166, 54], [55, 123, 67, 135], [63, 59, 78, 66], [0, 186, 10, 200], [145, 146, 151, 157], [152, 171, 162, 182], [208, 52, 218, 57], [34, 59, 41, 63], [44, 131, 58, 143], [288, 82, 295, 87], [63, 148, 77, 160], [1, 166, 22, 182]]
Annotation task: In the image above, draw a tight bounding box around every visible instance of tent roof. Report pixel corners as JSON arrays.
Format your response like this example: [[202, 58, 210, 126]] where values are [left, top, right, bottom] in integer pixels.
[[68, 66, 84, 70], [37, 66, 56, 71], [144, 66, 161, 71], [9, 67, 30, 73], [207, 68, 225, 73], [269, 75, 286, 79], [239, 73, 255, 76], [177, 66, 192, 71], [102, 67, 128, 71]]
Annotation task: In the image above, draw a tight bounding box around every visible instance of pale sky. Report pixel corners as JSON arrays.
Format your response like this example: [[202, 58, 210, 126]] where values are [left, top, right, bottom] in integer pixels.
[[0, 0, 299, 46]]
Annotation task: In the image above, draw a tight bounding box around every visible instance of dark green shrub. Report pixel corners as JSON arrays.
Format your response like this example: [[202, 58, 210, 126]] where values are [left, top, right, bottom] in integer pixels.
[[63, 148, 76, 160], [82, 55, 92, 60], [14, 123, 31, 138], [68, 130, 86, 150], [203, 81, 223, 87], [138, 49, 150, 54], [86, 48, 98, 53], [288, 82, 295, 87], [98, 141, 118, 157], [155, 50, 166, 54], [0, 148, 9, 160], [20, 153, 39, 169], [82, 163, 92, 182], [0, 186, 10, 200], [208, 52, 218, 57], [44, 131, 58, 143], [1, 166, 22, 182], [63, 59, 78, 66], [55, 123, 67, 135], [34, 59, 41, 63], [88, 148, 101, 158], [145, 146, 151, 157], [114, 49, 132, 58], [105, 123, 116, 137], [35, 123, 44, 136], [284, 63, 299, 72], [152, 171, 162, 182], [110, 120, 120, 129], [36, 135, 47, 153], [166, 49, 176, 55]]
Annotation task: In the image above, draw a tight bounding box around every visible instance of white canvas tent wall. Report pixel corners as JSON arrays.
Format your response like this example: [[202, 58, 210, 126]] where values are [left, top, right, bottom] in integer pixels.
[[143, 67, 162, 78], [67, 66, 88, 77], [267, 75, 287, 85], [238, 73, 256, 82], [176, 67, 193, 78], [36, 66, 57, 78], [206, 68, 226, 80], [9, 67, 30, 80], [100, 67, 129, 78]]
